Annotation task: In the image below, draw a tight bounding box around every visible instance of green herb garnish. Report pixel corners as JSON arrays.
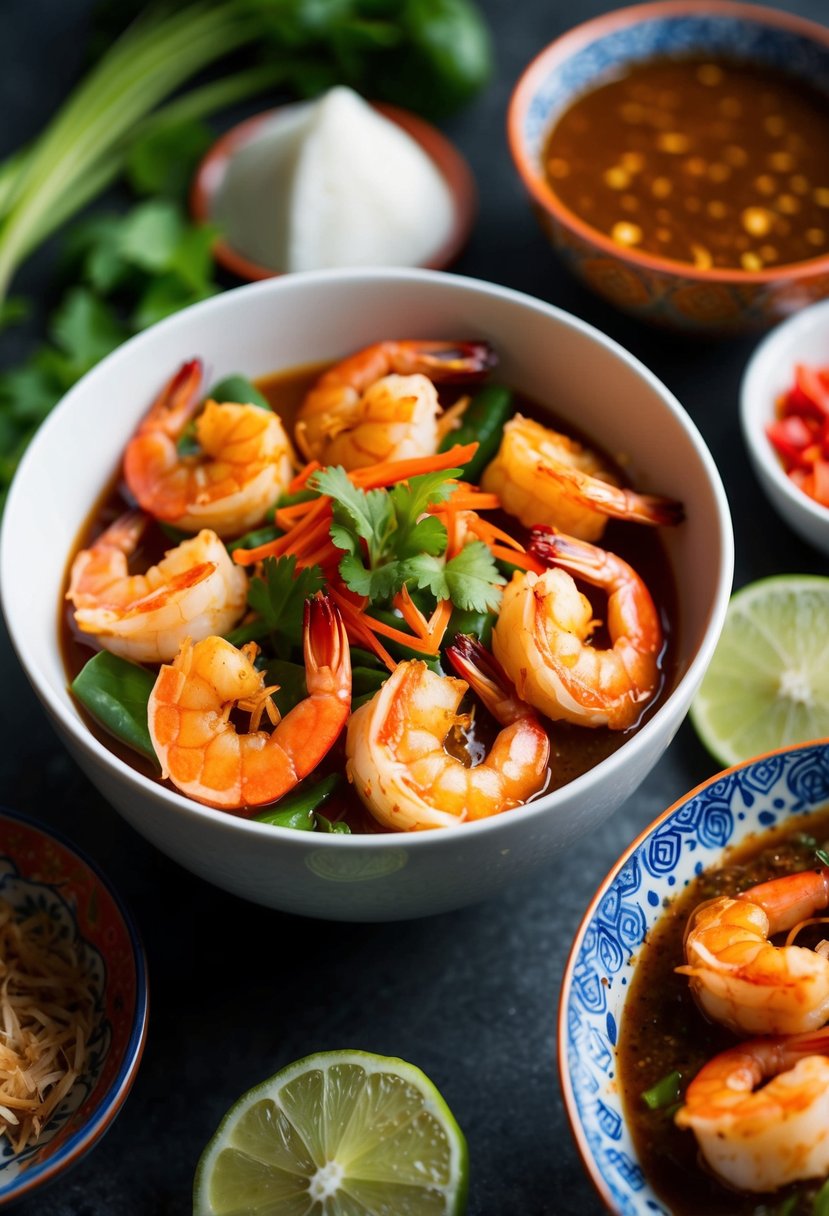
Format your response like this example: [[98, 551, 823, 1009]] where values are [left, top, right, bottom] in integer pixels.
[[312, 465, 505, 611], [641, 1069, 683, 1111]]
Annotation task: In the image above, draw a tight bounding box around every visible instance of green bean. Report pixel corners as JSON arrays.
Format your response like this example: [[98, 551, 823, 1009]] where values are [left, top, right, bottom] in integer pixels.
[[254, 773, 340, 829], [438, 384, 512, 481], [276, 487, 319, 509], [315, 813, 351, 834], [445, 607, 496, 649], [814, 1178, 829, 1216], [352, 666, 388, 697]]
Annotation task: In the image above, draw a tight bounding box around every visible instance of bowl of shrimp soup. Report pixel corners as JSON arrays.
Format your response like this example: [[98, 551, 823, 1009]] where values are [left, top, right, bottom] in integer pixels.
[[0, 268, 732, 921], [560, 738, 829, 1216]]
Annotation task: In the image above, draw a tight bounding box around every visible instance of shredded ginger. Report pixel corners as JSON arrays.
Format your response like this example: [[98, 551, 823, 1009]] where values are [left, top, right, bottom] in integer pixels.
[[0, 896, 96, 1152]]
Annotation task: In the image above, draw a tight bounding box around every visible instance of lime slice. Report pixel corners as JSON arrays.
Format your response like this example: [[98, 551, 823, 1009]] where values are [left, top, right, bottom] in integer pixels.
[[690, 575, 829, 767], [193, 1050, 468, 1216]]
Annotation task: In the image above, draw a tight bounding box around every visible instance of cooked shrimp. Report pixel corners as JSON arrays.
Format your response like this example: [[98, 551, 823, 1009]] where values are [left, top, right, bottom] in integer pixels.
[[66, 511, 248, 664], [345, 636, 549, 831], [679, 865, 829, 1036], [123, 359, 294, 537], [295, 339, 496, 469], [148, 594, 351, 811], [481, 415, 683, 540], [675, 1027, 829, 1192], [491, 528, 662, 730]]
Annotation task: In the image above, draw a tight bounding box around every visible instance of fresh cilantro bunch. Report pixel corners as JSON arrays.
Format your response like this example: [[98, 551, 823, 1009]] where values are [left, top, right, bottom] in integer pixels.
[[0, 123, 219, 509], [313, 466, 505, 612]]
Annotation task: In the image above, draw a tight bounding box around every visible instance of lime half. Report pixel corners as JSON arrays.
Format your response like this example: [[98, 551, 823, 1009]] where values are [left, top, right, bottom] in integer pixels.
[[690, 575, 829, 767], [193, 1050, 468, 1216]]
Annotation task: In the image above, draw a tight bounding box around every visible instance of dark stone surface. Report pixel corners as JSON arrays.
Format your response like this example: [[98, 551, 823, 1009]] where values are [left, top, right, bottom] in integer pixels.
[[1, 1, 828, 1212]]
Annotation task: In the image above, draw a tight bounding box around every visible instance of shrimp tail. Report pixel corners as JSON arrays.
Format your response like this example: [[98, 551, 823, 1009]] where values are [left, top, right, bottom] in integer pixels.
[[304, 592, 344, 674], [133, 358, 204, 439], [445, 634, 528, 727], [415, 341, 498, 381], [536, 464, 684, 527]]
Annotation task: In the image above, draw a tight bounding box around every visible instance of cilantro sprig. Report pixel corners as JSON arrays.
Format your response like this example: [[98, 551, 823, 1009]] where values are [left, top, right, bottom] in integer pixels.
[[226, 556, 324, 655], [312, 466, 505, 613]]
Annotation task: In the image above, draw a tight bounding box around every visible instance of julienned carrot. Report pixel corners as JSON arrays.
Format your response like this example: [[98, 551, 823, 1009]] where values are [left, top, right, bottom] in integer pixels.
[[470, 517, 524, 551], [425, 598, 452, 650], [351, 443, 478, 489], [233, 497, 332, 566], [327, 589, 396, 672], [489, 544, 545, 574], [274, 497, 322, 530], [431, 490, 501, 512], [288, 460, 322, 493], [393, 586, 430, 638]]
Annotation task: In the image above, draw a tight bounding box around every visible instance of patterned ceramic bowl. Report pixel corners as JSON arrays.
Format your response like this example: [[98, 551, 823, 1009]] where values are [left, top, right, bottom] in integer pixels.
[[559, 738, 829, 1215], [0, 807, 148, 1207], [508, 1, 829, 332]]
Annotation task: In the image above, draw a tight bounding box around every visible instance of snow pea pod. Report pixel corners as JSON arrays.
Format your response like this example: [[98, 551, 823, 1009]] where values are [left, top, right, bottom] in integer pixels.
[[438, 384, 512, 482], [71, 650, 158, 763], [208, 373, 270, 410], [254, 773, 341, 829]]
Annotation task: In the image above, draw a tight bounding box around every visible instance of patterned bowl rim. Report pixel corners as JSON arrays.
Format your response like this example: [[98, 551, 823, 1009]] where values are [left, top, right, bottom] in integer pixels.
[[508, 0, 829, 285], [0, 806, 149, 1206], [556, 734, 829, 1214], [189, 100, 477, 281]]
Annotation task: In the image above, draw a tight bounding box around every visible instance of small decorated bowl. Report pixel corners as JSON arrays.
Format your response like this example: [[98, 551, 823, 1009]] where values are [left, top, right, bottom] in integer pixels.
[[0, 807, 148, 1207], [559, 739, 829, 1215], [191, 99, 475, 281], [741, 295, 829, 556], [509, 1, 829, 332]]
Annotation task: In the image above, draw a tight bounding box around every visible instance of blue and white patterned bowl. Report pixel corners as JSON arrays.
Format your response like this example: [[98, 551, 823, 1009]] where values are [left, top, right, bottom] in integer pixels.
[[508, 1, 829, 331], [558, 739, 829, 1215], [0, 808, 148, 1207]]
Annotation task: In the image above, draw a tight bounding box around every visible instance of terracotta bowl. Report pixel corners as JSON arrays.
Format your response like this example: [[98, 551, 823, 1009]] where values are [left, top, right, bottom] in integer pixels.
[[508, 1, 829, 333], [0, 807, 147, 1206], [191, 101, 476, 281]]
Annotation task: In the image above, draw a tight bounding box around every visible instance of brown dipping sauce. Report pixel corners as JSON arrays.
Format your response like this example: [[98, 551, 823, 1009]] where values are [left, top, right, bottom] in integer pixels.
[[544, 56, 829, 271], [619, 808, 829, 1215], [60, 364, 680, 832]]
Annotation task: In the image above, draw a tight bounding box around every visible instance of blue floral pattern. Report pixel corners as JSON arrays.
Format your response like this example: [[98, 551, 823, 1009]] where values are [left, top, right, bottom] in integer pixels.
[[0, 862, 111, 1184], [563, 742, 829, 1214]]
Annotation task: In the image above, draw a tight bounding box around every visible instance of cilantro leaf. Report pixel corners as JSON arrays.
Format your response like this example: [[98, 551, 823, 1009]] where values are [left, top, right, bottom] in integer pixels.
[[119, 200, 184, 274], [49, 288, 127, 375], [246, 556, 325, 649], [399, 553, 447, 598], [442, 542, 506, 612], [313, 466, 394, 565], [126, 119, 213, 198]]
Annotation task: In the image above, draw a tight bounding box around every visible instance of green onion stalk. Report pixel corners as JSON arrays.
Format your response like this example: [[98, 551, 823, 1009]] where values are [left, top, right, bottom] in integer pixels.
[[0, 2, 270, 306]]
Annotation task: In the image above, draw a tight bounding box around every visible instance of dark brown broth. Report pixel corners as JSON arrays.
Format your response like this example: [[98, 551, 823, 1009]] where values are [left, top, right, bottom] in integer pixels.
[[60, 363, 679, 831], [544, 56, 829, 271], [619, 808, 829, 1215]]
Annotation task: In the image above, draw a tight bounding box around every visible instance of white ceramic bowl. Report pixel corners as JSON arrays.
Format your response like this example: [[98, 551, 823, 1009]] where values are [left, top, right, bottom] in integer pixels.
[[741, 297, 829, 556], [0, 269, 733, 921]]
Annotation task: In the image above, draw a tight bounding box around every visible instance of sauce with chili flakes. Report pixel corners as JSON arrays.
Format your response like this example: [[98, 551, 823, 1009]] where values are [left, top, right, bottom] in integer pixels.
[[544, 56, 829, 271], [618, 807, 829, 1215]]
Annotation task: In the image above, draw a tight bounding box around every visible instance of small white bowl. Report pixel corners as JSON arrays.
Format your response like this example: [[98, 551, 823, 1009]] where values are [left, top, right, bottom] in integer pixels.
[[741, 297, 829, 556], [0, 269, 733, 922]]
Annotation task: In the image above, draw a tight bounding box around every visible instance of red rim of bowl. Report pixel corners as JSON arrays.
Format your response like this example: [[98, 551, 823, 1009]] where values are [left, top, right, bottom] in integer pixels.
[[508, 0, 829, 286], [190, 101, 477, 281], [556, 734, 829, 1214]]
